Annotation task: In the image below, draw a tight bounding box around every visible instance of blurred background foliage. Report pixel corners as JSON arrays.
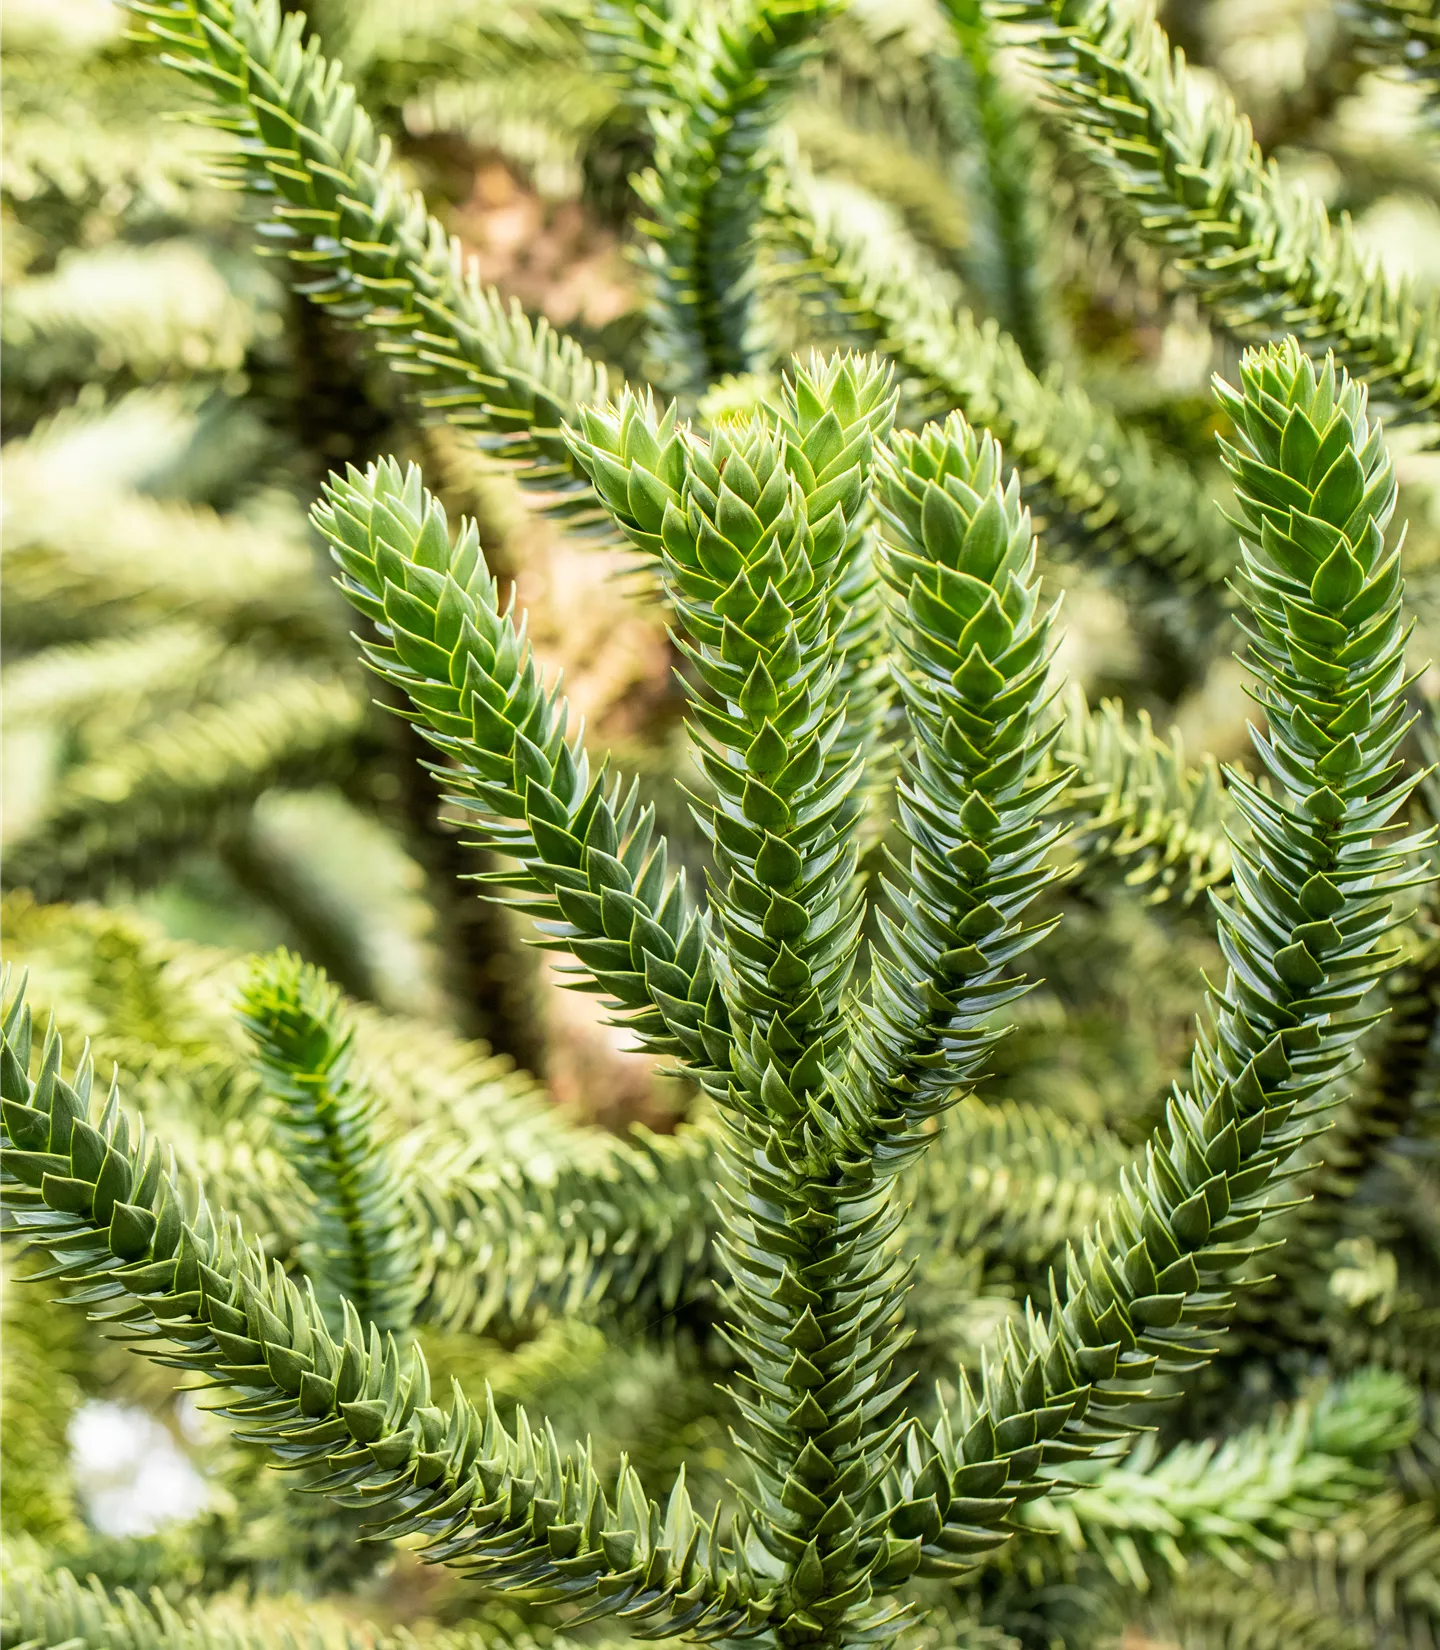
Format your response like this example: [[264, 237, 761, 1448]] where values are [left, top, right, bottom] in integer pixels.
[[2, 0, 1439, 1646]]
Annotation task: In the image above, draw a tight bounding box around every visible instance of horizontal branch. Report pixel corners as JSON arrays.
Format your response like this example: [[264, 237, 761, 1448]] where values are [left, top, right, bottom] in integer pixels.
[[1017, 1368, 1417, 1575], [0, 985, 769, 1636], [1, 673, 366, 900], [1346, 0, 1440, 131], [1059, 692, 1235, 905]]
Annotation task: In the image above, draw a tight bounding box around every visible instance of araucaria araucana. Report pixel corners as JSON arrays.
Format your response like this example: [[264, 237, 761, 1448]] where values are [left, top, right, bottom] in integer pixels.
[[4, 3, 1440, 1649], [3, 330, 1431, 1647]]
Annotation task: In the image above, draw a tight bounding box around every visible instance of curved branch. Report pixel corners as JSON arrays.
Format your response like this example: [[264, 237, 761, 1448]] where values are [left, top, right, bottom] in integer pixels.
[[770, 179, 1237, 596], [129, 0, 613, 524], [312, 459, 717, 1065], [0, 986, 766, 1636], [990, 0, 1440, 431]]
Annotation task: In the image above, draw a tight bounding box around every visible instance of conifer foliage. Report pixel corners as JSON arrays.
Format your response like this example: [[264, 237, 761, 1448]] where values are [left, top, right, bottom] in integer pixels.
[[239, 951, 418, 1335], [4, 3, 1440, 1650], [3, 342, 1434, 1643]]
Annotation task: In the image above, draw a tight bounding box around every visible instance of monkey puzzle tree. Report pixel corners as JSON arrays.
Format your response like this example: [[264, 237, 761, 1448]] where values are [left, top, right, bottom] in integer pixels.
[[4, 336, 1434, 1648], [5, 2, 1440, 1648]]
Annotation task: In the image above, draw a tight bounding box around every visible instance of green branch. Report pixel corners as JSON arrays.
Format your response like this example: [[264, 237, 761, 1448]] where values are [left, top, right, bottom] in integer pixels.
[[0, 896, 720, 1343], [991, 0, 1440, 429], [907, 1097, 1127, 1277], [844, 414, 1067, 1155], [1059, 692, 1235, 905], [312, 459, 717, 1065], [1346, 0, 1440, 131], [631, 0, 838, 392], [1230, 916, 1440, 1375], [1, 238, 265, 386], [2, 396, 339, 655], [1018, 1368, 1418, 1575], [0, 622, 230, 733], [240, 951, 416, 1335], [348, 0, 591, 114], [0, 986, 768, 1636], [772, 181, 1236, 594], [411, 1119, 716, 1338], [939, 0, 1051, 368], [0, 1548, 550, 1650], [568, 353, 899, 841], [784, 98, 971, 270], [884, 341, 1430, 1577], [0, 674, 366, 900], [574, 353, 915, 1643], [128, 0, 613, 524], [1147, 1488, 1440, 1649]]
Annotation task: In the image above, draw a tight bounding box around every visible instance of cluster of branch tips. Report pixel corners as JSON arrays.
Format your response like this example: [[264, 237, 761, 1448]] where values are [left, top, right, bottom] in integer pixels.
[[4, 333, 1431, 1650]]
